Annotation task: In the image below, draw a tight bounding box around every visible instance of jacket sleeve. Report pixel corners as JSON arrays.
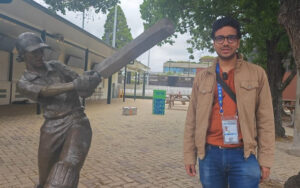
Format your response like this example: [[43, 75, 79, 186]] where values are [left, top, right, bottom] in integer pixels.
[[183, 74, 199, 165], [256, 69, 275, 168], [16, 78, 43, 102]]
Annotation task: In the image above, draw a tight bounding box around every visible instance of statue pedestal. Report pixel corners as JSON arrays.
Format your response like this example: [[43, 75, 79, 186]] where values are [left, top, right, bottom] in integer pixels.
[[122, 107, 137, 116]]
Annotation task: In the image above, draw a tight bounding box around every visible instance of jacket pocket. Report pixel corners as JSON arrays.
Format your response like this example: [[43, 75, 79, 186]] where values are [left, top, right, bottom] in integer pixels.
[[197, 84, 213, 106], [239, 80, 259, 141], [240, 81, 259, 90], [199, 83, 213, 94], [240, 80, 259, 104]]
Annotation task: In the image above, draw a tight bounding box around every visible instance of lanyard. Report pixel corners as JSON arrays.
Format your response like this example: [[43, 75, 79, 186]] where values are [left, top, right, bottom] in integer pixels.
[[216, 63, 239, 116], [216, 63, 224, 115]]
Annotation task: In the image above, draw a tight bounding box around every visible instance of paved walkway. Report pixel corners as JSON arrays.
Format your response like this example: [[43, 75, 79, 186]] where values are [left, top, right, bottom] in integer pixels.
[[0, 99, 299, 188]]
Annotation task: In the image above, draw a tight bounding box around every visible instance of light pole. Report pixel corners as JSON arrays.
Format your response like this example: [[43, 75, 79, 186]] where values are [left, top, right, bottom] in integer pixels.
[[107, 5, 118, 104]]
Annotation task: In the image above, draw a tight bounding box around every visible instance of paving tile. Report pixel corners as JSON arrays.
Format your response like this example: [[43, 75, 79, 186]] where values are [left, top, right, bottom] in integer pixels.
[[0, 99, 299, 188]]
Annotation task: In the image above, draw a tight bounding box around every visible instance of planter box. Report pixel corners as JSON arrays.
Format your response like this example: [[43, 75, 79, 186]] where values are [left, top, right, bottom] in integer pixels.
[[122, 107, 137, 115]]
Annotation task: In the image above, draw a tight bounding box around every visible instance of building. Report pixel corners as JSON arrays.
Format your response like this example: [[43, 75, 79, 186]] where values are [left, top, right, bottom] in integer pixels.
[[149, 74, 194, 87], [156, 56, 215, 87], [117, 60, 150, 98], [163, 57, 214, 76], [0, 0, 119, 105], [124, 60, 150, 84]]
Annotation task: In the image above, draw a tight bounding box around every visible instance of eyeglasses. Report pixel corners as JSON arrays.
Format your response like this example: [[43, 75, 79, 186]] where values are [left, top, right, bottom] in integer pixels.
[[214, 35, 239, 44]]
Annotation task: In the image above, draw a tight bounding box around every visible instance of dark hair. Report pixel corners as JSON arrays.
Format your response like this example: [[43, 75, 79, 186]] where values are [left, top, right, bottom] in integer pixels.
[[211, 16, 241, 39]]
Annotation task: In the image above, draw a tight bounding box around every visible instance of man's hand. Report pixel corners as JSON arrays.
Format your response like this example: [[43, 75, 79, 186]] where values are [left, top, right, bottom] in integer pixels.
[[185, 164, 196, 177], [260, 166, 270, 182]]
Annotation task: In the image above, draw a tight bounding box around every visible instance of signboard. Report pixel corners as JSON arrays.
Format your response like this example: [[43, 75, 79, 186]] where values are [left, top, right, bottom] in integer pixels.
[[152, 90, 166, 115]]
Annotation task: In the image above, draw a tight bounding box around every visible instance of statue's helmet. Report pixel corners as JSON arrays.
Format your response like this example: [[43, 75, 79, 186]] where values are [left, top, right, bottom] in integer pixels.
[[16, 32, 49, 55]]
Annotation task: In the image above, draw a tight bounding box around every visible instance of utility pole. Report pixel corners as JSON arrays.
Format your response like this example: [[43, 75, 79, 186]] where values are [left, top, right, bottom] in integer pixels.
[[123, 66, 127, 102], [107, 5, 118, 104]]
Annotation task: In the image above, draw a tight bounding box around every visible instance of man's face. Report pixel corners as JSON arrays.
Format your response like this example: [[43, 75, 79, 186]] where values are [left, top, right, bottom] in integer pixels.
[[24, 48, 44, 68], [213, 26, 240, 61]]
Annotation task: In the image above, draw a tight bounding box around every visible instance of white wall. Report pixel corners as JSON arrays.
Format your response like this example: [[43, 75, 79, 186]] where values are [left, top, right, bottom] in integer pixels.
[[0, 48, 119, 105], [0, 51, 10, 104], [0, 51, 9, 81]]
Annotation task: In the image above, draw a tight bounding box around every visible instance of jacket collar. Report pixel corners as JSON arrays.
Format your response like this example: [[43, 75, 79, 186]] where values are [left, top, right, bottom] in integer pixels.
[[23, 61, 54, 81], [206, 53, 244, 74]]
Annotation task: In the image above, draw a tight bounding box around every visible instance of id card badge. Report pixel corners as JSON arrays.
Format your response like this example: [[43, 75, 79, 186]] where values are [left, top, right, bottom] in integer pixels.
[[221, 116, 239, 144]]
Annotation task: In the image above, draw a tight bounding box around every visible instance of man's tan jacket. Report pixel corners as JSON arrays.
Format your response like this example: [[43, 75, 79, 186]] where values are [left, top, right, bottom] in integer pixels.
[[184, 56, 275, 168]]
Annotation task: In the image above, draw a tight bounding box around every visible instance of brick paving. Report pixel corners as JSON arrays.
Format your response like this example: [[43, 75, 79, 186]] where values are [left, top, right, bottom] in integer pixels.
[[0, 99, 299, 188]]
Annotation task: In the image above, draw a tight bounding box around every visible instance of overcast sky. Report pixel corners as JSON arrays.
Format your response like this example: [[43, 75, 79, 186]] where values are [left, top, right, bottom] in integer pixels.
[[35, 0, 214, 72]]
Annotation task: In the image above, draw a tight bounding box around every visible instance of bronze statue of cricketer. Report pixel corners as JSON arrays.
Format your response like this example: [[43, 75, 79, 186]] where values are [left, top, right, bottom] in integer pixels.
[[15, 19, 174, 188], [16, 32, 101, 188]]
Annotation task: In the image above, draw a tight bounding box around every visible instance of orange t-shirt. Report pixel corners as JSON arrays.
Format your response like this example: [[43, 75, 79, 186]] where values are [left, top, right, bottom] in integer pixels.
[[206, 68, 243, 147]]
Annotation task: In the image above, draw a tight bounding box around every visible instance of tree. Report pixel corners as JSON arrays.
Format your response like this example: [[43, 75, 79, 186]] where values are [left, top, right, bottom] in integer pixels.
[[102, 5, 133, 49], [200, 56, 215, 63], [43, 0, 119, 14], [140, 0, 296, 137], [278, 0, 300, 159]]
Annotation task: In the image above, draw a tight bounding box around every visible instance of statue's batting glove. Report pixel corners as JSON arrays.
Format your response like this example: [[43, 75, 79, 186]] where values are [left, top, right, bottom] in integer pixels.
[[73, 71, 102, 98], [83, 70, 102, 83]]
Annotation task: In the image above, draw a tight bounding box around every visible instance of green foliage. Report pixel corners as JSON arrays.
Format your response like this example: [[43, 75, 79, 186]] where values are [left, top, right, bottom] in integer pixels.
[[140, 0, 291, 67], [43, 0, 119, 14], [189, 55, 195, 60], [140, 0, 294, 137], [165, 60, 197, 64], [140, 0, 184, 45], [199, 56, 215, 63], [102, 5, 133, 49], [165, 71, 176, 76], [200, 56, 215, 60]]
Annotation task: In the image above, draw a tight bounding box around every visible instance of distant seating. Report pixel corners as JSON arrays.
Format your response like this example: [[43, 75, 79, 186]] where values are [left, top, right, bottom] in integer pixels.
[[166, 92, 190, 109], [283, 100, 295, 127]]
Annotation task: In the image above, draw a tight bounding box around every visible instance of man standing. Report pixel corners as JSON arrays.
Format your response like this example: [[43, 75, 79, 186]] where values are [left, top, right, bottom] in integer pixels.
[[184, 17, 275, 188], [16, 32, 101, 188]]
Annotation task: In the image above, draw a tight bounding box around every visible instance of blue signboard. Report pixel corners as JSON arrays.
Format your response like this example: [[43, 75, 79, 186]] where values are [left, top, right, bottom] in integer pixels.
[[152, 90, 166, 115]]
